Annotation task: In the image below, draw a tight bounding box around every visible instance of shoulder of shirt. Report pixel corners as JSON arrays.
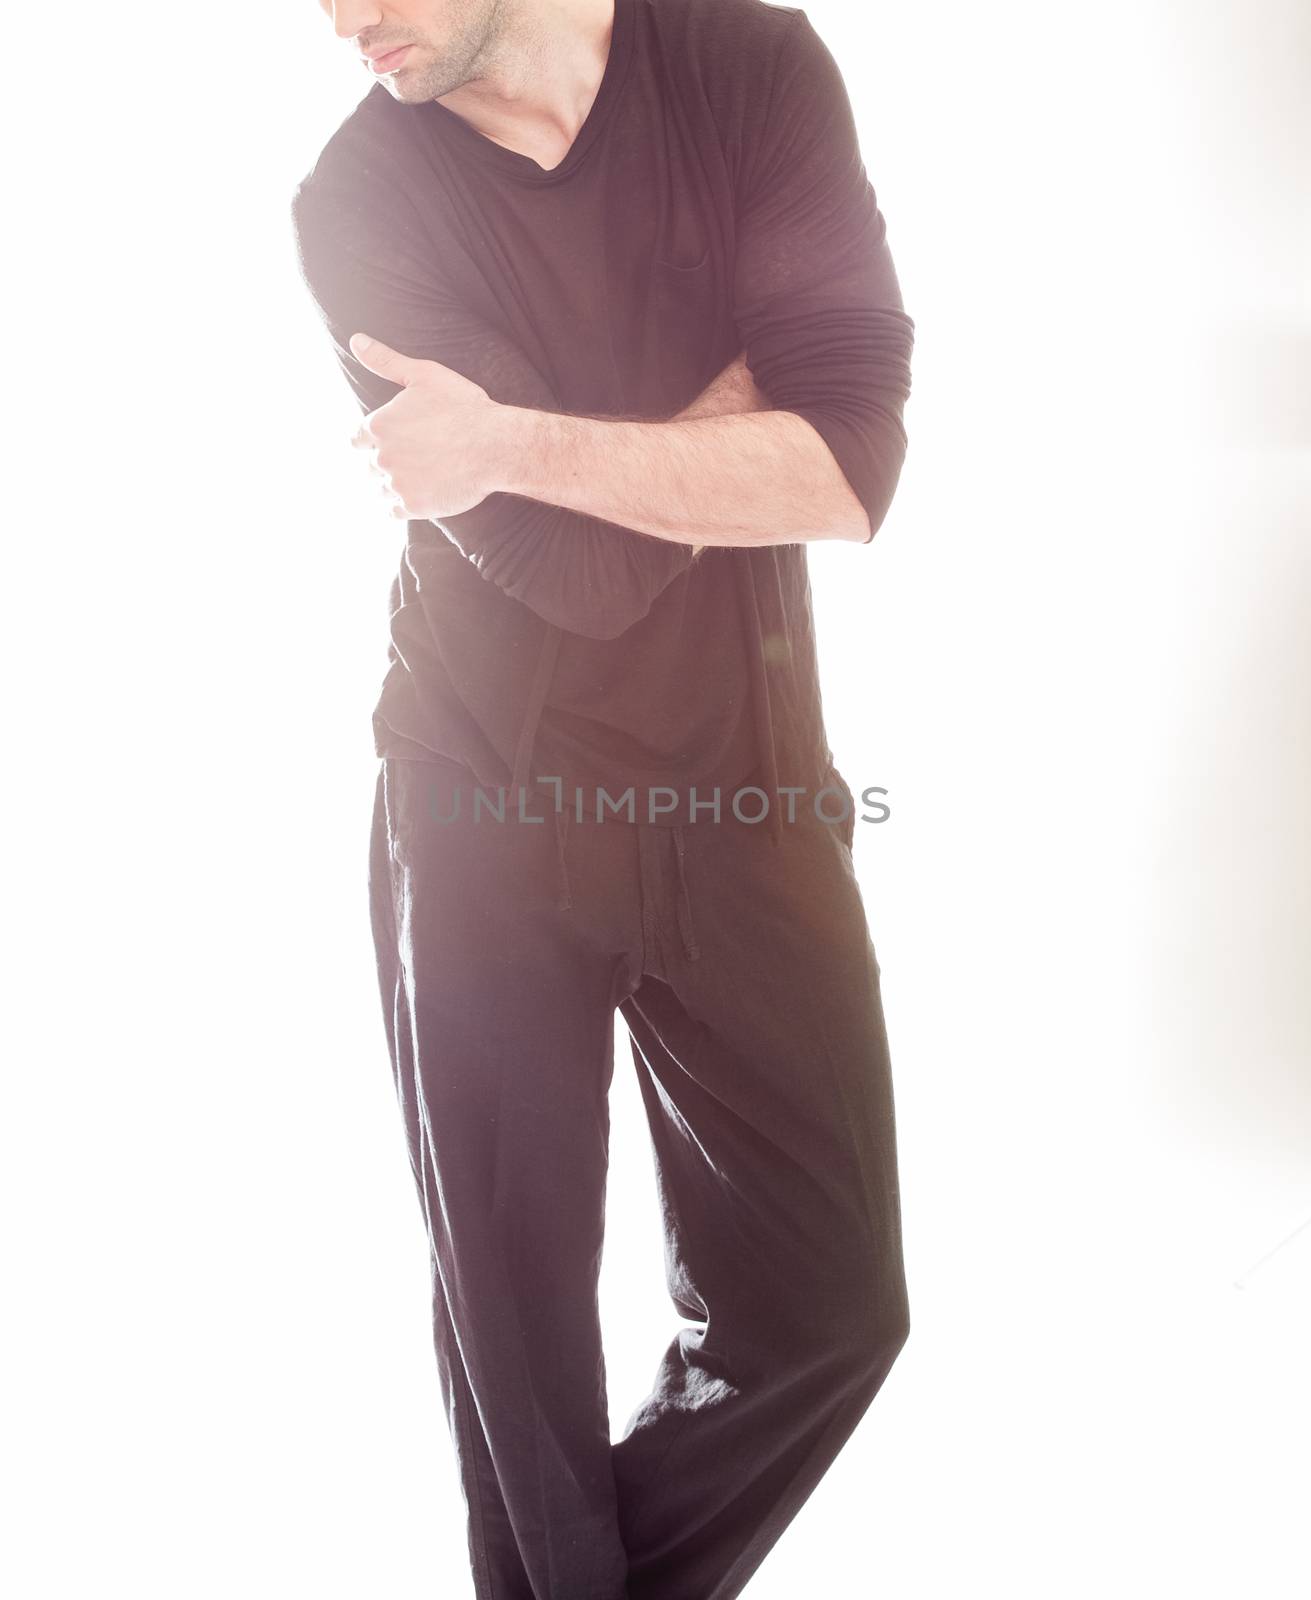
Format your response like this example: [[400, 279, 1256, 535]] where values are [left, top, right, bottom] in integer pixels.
[[644, 0, 803, 60], [642, 0, 819, 116], [289, 2, 823, 222], [289, 84, 418, 231]]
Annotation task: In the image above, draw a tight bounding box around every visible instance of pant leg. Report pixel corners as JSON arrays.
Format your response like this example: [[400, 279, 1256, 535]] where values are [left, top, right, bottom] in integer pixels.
[[368, 758, 635, 1600], [611, 805, 910, 1600]]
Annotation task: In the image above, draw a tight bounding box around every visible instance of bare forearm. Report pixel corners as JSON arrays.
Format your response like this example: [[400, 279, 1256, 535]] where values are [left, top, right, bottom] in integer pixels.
[[674, 351, 770, 422], [554, 353, 770, 557], [498, 393, 871, 549], [672, 353, 770, 555]]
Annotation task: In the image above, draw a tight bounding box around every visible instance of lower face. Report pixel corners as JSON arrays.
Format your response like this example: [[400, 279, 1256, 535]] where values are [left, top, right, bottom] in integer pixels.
[[367, 41, 418, 75], [337, 2, 498, 105]]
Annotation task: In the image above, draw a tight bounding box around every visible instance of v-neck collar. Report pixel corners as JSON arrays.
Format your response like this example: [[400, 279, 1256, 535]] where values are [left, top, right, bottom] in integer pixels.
[[418, 0, 635, 186]]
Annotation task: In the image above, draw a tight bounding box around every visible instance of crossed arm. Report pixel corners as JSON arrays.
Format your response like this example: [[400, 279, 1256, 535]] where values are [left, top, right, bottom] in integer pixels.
[[673, 349, 769, 425], [499, 361, 872, 548], [660, 349, 774, 558], [344, 325, 868, 550], [291, 11, 913, 639]]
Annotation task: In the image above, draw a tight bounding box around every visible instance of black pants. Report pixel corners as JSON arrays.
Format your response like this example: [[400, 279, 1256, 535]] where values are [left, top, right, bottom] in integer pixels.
[[368, 757, 909, 1600]]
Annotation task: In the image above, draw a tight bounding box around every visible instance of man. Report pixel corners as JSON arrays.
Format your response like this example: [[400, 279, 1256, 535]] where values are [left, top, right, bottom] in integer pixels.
[[290, 1, 915, 1595]]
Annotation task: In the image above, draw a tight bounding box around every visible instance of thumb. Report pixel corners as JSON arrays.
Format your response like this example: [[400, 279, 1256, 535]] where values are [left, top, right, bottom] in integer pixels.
[[349, 332, 423, 385]]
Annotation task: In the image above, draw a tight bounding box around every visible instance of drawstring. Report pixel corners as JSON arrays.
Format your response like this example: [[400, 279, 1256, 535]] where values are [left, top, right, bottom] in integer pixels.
[[553, 803, 572, 912], [671, 824, 700, 962], [510, 621, 564, 798], [509, 621, 570, 908], [509, 561, 779, 929], [733, 553, 784, 848], [554, 802, 695, 951]]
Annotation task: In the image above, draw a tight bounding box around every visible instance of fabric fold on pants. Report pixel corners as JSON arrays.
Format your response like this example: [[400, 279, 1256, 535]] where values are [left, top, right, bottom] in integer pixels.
[[552, 804, 701, 965], [368, 755, 909, 1600], [671, 823, 700, 961]]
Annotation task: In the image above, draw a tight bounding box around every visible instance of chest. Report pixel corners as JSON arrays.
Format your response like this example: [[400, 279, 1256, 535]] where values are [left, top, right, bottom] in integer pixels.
[[402, 76, 741, 415]]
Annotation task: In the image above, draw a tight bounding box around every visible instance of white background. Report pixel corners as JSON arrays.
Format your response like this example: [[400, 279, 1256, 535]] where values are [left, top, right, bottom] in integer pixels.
[[4, 1, 1308, 1595]]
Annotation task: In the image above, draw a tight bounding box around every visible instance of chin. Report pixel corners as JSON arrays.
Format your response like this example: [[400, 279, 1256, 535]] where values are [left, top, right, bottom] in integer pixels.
[[385, 75, 428, 104]]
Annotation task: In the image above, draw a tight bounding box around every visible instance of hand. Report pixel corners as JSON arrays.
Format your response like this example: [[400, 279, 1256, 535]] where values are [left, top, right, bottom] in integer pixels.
[[348, 332, 508, 520]]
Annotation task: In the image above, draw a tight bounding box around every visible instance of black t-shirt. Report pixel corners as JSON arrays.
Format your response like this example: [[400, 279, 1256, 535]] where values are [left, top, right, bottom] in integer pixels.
[[290, 0, 913, 832]]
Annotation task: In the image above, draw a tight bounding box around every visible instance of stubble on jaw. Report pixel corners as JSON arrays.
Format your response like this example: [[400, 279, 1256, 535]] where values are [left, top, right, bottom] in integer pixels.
[[380, 0, 524, 106]]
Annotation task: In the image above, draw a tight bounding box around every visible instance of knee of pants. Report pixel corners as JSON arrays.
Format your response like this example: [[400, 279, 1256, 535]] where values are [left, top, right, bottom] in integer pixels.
[[814, 1279, 912, 1394], [734, 1270, 908, 1394]]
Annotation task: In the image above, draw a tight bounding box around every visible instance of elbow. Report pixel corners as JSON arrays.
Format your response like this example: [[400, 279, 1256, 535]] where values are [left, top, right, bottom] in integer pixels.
[[440, 501, 696, 640], [795, 404, 908, 546], [845, 449, 906, 546], [846, 442, 905, 545], [534, 600, 652, 641], [464, 550, 653, 640], [830, 496, 874, 545]]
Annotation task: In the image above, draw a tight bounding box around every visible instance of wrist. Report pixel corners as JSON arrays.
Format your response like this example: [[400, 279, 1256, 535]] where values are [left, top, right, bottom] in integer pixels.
[[496, 403, 558, 498]]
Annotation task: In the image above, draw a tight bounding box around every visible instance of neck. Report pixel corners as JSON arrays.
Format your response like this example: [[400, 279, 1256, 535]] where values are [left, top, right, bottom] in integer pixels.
[[437, 0, 616, 167]]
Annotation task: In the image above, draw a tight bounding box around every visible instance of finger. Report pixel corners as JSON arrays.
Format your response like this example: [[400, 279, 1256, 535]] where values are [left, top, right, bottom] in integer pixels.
[[349, 332, 421, 386]]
